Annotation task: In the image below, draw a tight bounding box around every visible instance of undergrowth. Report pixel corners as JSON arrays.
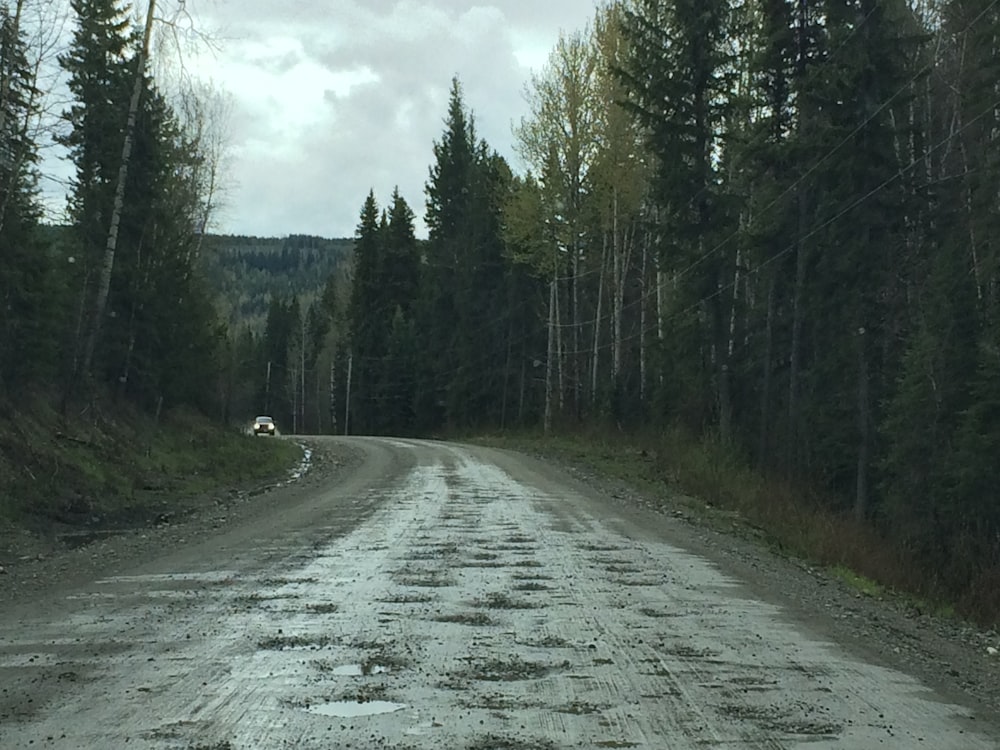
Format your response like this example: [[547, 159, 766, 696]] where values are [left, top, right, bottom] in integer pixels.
[[476, 425, 1000, 628], [0, 391, 301, 534]]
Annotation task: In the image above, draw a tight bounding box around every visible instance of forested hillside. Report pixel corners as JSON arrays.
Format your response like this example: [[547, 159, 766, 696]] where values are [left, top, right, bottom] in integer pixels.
[[4, 0, 1000, 622], [199, 234, 352, 332]]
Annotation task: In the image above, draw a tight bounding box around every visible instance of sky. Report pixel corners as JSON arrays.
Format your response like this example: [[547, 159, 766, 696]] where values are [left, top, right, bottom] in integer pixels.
[[130, 0, 603, 240]]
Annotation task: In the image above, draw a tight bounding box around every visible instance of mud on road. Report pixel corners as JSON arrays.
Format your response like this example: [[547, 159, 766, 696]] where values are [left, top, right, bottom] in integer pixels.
[[0, 437, 998, 749]]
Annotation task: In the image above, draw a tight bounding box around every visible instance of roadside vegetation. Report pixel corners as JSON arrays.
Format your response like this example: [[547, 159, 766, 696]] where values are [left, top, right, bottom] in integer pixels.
[[5, 1, 999, 634], [0, 393, 301, 537], [479, 428, 995, 628]]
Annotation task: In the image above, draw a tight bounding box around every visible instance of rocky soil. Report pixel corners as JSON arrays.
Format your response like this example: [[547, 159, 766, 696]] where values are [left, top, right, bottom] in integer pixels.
[[557, 459, 1000, 724], [1, 436, 997, 727], [0, 439, 362, 605]]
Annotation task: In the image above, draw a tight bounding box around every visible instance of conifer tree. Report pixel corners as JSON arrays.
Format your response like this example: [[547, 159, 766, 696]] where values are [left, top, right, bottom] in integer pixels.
[[620, 0, 738, 438], [418, 79, 513, 430], [347, 190, 385, 433], [59, 0, 135, 382], [0, 3, 55, 392]]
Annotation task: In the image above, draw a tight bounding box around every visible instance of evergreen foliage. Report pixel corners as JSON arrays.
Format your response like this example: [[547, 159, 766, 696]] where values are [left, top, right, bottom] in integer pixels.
[[6, 0, 1000, 619], [0, 5, 56, 393]]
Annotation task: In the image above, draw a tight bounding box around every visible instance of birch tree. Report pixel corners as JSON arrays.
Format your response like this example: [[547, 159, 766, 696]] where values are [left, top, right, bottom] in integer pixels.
[[515, 28, 600, 421]]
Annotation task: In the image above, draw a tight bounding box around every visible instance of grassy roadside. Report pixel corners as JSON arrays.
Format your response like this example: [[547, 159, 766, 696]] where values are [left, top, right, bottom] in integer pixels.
[[0, 393, 302, 538], [474, 425, 992, 627]]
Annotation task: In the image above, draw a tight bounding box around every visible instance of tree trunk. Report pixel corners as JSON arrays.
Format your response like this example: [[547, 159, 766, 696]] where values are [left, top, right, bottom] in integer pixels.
[[591, 233, 607, 405], [757, 278, 775, 469], [544, 275, 556, 434], [571, 243, 581, 419], [344, 351, 353, 436], [555, 271, 564, 416], [80, 0, 156, 383], [639, 230, 648, 405], [855, 325, 871, 521], [787, 191, 809, 467], [329, 347, 337, 434]]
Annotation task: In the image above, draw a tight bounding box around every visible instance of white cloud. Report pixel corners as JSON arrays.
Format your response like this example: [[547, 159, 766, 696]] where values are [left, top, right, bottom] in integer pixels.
[[44, 0, 602, 238]]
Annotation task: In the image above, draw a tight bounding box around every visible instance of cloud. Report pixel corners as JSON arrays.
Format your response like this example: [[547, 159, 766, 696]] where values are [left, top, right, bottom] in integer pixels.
[[181, 0, 600, 238]]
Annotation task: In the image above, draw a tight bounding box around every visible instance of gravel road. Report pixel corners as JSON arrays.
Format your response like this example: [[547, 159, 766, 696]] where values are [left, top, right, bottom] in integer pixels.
[[0, 436, 998, 749]]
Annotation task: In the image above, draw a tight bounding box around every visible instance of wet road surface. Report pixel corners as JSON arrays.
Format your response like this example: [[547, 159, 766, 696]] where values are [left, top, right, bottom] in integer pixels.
[[1, 437, 997, 749]]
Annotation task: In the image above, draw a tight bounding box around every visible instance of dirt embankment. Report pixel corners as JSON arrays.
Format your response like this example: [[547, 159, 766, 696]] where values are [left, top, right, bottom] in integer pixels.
[[0, 438, 361, 605]]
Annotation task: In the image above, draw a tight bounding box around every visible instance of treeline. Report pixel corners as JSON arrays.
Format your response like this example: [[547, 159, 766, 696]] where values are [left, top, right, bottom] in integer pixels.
[[199, 234, 351, 331], [0, 1, 351, 433], [333, 1, 1000, 607], [1, 0, 224, 414]]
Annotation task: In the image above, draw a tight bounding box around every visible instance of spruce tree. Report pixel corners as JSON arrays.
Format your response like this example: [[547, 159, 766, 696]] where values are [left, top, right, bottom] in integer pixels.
[[620, 0, 738, 438], [0, 5, 55, 392], [347, 191, 385, 433], [59, 0, 135, 382]]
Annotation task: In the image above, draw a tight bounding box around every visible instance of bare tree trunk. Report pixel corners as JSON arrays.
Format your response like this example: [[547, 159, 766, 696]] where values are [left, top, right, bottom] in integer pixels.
[[657, 269, 665, 343], [501, 321, 512, 429], [556, 271, 565, 416], [80, 0, 156, 383], [787, 192, 809, 467], [729, 247, 742, 358], [544, 275, 556, 434], [344, 351, 353, 436], [640, 230, 648, 405], [855, 325, 870, 521], [518, 356, 526, 426], [611, 191, 634, 386], [591, 233, 608, 404], [329, 346, 337, 434], [571, 244, 581, 419], [612, 195, 623, 382], [757, 278, 775, 469], [300, 314, 306, 433]]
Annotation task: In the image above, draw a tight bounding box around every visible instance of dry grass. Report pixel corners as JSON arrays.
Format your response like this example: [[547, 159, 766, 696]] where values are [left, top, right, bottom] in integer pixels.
[[475, 427, 999, 627]]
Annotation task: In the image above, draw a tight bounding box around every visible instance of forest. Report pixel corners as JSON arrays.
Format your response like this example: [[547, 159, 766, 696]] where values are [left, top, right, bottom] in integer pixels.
[[1, 0, 999, 617], [331, 0, 1000, 616]]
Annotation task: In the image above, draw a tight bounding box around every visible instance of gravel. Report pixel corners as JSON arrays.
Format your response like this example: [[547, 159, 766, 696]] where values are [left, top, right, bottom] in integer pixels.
[[1, 436, 997, 722], [558, 461, 1000, 721]]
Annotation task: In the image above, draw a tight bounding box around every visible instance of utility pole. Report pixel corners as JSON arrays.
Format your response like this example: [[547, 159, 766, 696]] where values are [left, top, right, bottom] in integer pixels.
[[329, 351, 337, 434], [344, 351, 353, 436], [300, 312, 306, 433], [264, 360, 271, 413]]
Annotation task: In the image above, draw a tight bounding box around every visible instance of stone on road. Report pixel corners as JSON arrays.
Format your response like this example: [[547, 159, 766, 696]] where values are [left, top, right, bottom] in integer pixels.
[[0, 438, 995, 749]]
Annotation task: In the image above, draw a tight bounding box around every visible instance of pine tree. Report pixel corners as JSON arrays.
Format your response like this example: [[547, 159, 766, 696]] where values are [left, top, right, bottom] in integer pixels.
[[620, 0, 738, 439], [59, 0, 135, 385], [347, 191, 385, 433], [0, 3, 55, 393], [418, 78, 512, 431]]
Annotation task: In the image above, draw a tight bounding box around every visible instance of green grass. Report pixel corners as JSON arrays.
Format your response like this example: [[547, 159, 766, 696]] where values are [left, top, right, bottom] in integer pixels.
[[474, 425, 999, 628], [0, 392, 301, 533], [830, 565, 884, 597]]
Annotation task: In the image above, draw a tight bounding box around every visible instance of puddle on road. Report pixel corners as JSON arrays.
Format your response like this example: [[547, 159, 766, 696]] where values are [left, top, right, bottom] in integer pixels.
[[305, 700, 407, 717], [327, 663, 390, 676]]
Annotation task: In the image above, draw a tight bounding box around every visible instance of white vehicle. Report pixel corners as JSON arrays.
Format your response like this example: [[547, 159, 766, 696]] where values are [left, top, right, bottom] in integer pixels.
[[252, 415, 277, 436]]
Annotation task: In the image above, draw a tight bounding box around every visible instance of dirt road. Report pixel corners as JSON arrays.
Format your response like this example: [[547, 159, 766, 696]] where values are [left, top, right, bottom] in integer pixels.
[[1, 437, 997, 749]]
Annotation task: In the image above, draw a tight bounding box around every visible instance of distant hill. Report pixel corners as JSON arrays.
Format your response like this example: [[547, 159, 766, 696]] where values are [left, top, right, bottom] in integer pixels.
[[198, 234, 353, 332]]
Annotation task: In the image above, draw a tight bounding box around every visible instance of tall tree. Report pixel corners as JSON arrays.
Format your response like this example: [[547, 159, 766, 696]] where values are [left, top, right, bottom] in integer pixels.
[[417, 78, 511, 431], [0, 1, 55, 393], [347, 190, 385, 434], [59, 0, 135, 386], [516, 30, 600, 421], [620, 0, 738, 439]]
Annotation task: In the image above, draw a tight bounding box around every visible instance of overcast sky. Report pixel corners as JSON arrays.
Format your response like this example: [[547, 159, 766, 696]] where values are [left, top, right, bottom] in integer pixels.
[[122, 0, 599, 240]]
